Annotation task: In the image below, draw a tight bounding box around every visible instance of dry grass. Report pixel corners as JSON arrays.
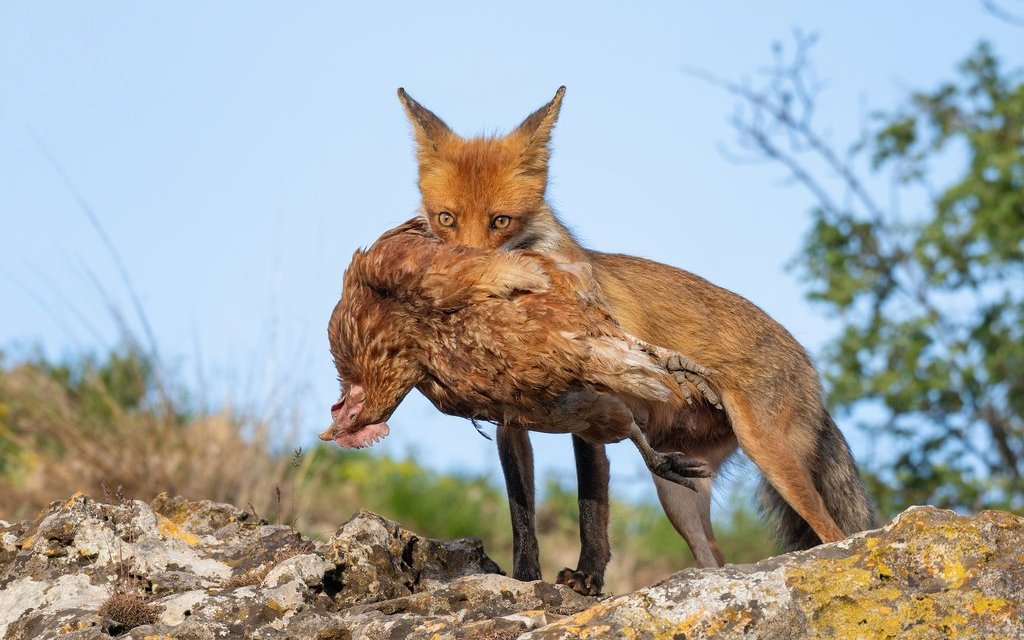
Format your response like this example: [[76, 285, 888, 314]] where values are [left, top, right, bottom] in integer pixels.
[[0, 358, 307, 526]]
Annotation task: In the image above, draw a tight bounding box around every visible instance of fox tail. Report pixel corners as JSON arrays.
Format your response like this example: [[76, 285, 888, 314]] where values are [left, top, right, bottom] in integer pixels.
[[758, 411, 878, 551]]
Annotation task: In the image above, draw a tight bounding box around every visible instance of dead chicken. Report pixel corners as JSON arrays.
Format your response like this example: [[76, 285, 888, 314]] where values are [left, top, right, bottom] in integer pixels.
[[319, 219, 722, 489]]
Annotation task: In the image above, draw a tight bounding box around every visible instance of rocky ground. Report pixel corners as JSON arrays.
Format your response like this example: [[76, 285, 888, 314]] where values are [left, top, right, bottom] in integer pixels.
[[0, 494, 1021, 639]]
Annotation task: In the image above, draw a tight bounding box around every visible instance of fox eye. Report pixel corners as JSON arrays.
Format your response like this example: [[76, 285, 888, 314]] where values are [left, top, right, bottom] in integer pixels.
[[491, 215, 512, 230], [437, 211, 456, 227]]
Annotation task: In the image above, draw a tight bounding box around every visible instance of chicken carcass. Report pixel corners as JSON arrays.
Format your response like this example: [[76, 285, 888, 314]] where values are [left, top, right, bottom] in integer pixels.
[[320, 219, 722, 488]]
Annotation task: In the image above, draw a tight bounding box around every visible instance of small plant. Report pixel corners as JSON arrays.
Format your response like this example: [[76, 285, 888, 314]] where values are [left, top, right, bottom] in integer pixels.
[[97, 591, 159, 634], [275, 447, 306, 528], [97, 483, 160, 633]]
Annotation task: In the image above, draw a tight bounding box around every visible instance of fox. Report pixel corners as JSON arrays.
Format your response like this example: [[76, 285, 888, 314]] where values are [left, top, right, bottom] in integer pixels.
[[395, 86, 877, 595]]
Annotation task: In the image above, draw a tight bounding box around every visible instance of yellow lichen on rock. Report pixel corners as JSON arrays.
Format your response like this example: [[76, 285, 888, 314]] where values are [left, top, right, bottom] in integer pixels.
[[789, 563, 964, 638], [548, 600, 647, 639], [780, 511, 1017, 639], [969, 594, 1014, 617], [653, 611, 703, 640], [522, 506, 1024, 640], [548, 599, 620, 629], [915, 518, 992, 589], [58, 620, 95, 633], [422, 619, 449, 634], [266, 599, 288, 614], [659, 606, 756, 639], [156, 516, 199, 546], [63, 492, 87, 508], [978, 510, 1024, 529]]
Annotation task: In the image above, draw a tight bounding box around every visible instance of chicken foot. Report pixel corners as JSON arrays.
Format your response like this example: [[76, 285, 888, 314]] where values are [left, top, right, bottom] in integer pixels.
[[635, 341, 723, 409], [664, 352, 723, 409], [628, 423, 708, 491]]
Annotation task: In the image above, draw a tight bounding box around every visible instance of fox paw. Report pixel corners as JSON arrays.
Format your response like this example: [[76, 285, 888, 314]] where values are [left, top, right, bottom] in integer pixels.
[[556, 567, 604, 596]]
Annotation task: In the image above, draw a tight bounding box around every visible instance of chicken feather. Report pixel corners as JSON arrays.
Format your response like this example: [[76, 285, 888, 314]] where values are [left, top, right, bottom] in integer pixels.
[[322, 219, 722, 488]]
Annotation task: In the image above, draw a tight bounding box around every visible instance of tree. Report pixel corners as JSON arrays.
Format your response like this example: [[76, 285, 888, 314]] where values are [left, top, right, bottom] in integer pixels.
[[700, 34, 1024, 515]]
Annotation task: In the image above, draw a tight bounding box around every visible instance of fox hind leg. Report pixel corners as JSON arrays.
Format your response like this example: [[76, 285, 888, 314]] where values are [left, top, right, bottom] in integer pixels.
[[725, 394, 846, 544], [650, 437, 734, 567], [653, 474, 723, 567]]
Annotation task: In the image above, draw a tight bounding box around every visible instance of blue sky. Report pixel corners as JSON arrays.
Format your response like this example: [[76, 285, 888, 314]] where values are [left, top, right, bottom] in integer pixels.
[[2, 2, 1022, 503]]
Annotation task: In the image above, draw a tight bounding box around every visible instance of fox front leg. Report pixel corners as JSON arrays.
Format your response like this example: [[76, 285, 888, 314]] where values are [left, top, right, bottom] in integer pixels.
[[555, 436, 611, 597], [496, 425, 542, 582]]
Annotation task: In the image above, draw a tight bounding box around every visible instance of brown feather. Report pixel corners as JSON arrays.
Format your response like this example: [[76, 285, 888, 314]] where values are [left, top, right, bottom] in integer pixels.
[[325, 220, 718, 447]]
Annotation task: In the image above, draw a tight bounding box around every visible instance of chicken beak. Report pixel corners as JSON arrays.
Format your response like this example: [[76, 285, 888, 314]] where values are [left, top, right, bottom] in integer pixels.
[[318, 427, 336, 441]]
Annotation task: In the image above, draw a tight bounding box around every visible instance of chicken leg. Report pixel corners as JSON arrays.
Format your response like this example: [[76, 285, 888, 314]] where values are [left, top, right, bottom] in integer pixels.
[[628, 423, 708, 491]]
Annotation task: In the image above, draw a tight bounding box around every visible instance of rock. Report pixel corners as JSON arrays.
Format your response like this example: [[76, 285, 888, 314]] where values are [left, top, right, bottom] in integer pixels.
[[0, 494, 544, 639], [524, 506, 1024, 639], [157, 589, 207, 625], [0, 575, 108, 640], [334, 574, 598, 639], [2, 496, 1020, 639], [1, 520, 25, 573], [325, 509, 504, 606], [262, 553, 334, 589], [149, 493, 252, 535]]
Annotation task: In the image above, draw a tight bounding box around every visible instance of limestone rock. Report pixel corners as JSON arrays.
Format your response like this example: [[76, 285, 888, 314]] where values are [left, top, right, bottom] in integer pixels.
[[0, 494, 546, 640], [334, 573, 597, 639], [2, 495, 1020, 639], [325, 509, 504, 606], [524, 506, 1024, 639]]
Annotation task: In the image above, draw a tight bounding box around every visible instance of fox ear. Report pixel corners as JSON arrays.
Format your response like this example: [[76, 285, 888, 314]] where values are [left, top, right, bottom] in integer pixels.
[[397, 88, 453, 153], [513, 86, 565, 176]]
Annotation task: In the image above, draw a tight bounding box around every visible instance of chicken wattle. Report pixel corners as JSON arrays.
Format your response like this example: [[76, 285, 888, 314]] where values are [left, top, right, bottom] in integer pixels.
[[319, 386, 391, 448]]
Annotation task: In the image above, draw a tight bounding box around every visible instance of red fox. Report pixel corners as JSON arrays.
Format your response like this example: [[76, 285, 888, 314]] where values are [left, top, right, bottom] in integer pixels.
[[395, 86, 877, 595]]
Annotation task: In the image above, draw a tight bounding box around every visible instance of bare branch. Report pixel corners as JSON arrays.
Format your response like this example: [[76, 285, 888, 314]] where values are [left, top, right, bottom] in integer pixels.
[[687, 35, 889, 226], [728, 114, 844, 216], [982, 0, 1024, 27]]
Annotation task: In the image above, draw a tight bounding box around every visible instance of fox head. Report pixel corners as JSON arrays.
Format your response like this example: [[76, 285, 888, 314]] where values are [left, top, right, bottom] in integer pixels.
[[397, 87, 568, 251]]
